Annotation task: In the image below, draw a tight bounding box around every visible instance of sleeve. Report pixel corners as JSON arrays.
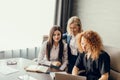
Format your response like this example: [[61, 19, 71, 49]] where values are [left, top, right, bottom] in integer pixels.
[[62, 33, 67, 39], [37, 41, 51, 65], [99, 52, 110, 75], [75, 53, 84, 70], [59, 43, 68, 71]]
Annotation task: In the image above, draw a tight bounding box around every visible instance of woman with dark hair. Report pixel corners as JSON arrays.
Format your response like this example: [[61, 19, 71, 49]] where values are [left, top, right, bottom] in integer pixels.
[[72, 30, 110, 80], [63, 16, 83, 73], [38, 25, 68, 71]]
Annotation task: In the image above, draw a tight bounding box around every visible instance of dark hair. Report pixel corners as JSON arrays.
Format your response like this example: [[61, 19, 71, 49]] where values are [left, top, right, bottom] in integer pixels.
[[46, 25, 64, 63]]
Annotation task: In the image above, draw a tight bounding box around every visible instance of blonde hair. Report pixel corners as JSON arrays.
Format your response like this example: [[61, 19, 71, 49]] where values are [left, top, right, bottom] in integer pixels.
[[67, 16, 82, 35], [76, 30, 103, 60]]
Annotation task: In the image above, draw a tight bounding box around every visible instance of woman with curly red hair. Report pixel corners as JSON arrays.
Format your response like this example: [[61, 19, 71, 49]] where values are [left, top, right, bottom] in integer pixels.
[[72, 30, 110, 80]]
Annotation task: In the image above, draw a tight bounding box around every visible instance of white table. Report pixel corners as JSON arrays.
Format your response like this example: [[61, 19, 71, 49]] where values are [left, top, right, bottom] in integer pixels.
[[0, 58, 52, 80]]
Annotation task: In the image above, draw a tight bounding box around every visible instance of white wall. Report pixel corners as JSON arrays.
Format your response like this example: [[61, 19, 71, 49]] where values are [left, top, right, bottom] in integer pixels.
[[0, 0, 55, 50], [73, 0, 120, 48]]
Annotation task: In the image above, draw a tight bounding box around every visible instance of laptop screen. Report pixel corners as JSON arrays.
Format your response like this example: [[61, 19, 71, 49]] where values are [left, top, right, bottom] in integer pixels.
[[55, 73, 86, 80]]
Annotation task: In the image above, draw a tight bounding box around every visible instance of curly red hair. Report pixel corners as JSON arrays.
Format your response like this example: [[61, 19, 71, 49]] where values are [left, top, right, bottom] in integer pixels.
[[76, 30, 103, 60]]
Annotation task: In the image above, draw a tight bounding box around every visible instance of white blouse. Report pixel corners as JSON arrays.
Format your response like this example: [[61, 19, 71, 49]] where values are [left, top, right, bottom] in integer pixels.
[[70, 35, 78, 55], [38, 41, 68, 70]]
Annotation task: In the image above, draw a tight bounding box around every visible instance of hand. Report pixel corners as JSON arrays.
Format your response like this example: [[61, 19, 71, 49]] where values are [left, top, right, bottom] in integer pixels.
[[98, 73, 109, 80], [52, 61, 61, 67]]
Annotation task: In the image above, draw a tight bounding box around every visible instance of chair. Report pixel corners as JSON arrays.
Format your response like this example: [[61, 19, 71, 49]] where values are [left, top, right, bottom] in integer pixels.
[[33, 35, 48, 62]]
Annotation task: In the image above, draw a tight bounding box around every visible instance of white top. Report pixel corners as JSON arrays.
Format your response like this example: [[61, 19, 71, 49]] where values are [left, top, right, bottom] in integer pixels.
[[38, 41, 68, 70], [70, 36, 78, 55]]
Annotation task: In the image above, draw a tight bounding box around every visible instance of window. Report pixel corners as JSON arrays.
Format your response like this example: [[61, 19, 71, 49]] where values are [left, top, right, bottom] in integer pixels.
[[0, 0, 56, 50]]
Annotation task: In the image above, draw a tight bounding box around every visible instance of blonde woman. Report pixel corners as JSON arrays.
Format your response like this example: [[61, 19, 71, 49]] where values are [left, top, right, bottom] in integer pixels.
[[63, 16, 83, 73], [72, 30, 110, 80]]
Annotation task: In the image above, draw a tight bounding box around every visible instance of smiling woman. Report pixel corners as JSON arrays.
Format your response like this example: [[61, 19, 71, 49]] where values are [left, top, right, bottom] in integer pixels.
[[0, 0, 56, 50]]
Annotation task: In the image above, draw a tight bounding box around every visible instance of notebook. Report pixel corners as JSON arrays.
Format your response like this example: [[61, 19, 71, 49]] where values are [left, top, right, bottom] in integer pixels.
[[25, 65, 49, 73], [55, 73, 86, 80]]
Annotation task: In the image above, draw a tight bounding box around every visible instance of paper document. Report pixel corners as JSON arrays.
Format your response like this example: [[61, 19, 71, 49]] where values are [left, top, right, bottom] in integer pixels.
[[39, 60, 51, 67], [0, 65, 19, 75], [25, 65, 49, 73]]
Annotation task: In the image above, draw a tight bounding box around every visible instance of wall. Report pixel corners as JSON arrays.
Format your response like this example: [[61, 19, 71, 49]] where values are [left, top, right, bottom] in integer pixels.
[[72, 0, 120, 48], [0, 0, 55, 50]]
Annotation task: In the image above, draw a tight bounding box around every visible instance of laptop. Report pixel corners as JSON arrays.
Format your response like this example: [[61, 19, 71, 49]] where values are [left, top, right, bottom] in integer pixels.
[[55, 73, 86, 80]]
